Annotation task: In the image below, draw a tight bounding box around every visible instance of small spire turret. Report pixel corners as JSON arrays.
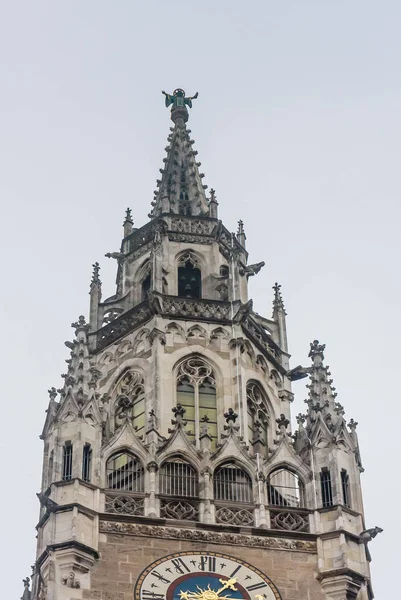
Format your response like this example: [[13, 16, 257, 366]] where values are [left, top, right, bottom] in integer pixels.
[[123, 207, 134, 237], [236, 220, 246, 248], [272, 283, 288, 352]]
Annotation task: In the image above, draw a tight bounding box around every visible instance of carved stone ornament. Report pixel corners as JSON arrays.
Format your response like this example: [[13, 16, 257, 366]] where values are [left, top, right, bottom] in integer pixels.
[[62, 571, 80, 588], [99, 520, 317, 552], [160, 499, 199, 520], [105, 495, 145, 516], [215, 506, 254, 526], [270, 510, 309, 532]]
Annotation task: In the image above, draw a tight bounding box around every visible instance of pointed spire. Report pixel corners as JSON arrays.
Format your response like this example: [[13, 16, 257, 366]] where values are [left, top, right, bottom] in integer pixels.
[[304, 340, 346, 437], [272, 283, 288, 352], [236, 220, 246, 248], [90, 262, 101, 288], [151, 90, 208, 219], [123, 207, 133, 237]]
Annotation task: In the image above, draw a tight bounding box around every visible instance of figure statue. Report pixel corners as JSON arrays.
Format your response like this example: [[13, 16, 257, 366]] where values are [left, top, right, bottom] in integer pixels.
[[162, 88, 198, 110]]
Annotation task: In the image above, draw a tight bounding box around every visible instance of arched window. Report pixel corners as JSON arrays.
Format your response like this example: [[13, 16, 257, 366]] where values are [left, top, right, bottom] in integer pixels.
[[178, 253, 201, 298], [160, 459, 198, 497], [114, 371, 145, 437], [267, 468, 305, 508], [141, 273, 151, 301], [106, 452, 144, 492], [246, 381, 269, 451], [177, 357, 217, 447], [214, 463, 252, 503]]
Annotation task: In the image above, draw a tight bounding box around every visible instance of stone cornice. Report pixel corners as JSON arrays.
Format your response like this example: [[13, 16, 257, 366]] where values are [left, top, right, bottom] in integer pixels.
[[99, 519, 317, 553]]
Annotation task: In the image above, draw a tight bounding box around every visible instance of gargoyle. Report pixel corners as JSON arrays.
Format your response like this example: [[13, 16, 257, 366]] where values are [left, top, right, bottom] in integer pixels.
[[239, 261, 265, 277], [360, 526, 383, 542], [36, 493, 58, 512]]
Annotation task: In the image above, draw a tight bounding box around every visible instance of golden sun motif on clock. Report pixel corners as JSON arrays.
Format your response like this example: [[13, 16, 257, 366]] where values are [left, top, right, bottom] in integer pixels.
[[134, 552, 282, 600]]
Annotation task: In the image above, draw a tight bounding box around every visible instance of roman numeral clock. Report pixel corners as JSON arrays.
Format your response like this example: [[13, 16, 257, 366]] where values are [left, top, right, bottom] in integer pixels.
[[135, 552, 281, 600]]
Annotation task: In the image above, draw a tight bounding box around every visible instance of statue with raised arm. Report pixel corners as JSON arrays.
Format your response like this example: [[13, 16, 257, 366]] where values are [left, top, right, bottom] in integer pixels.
[[162, 88, 198, 110]]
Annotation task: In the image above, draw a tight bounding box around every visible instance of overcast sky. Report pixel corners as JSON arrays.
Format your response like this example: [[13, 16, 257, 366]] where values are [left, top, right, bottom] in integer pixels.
[[1, 2, 399, 597]]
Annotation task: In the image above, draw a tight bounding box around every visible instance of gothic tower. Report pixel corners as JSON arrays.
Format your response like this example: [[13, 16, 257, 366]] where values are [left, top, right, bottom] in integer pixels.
[[24, 90, 379, 600]]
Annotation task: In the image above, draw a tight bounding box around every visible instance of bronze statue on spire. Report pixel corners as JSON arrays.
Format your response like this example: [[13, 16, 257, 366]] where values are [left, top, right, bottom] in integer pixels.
[[162, 88, 198, 109], [162, 89, 198, 123]]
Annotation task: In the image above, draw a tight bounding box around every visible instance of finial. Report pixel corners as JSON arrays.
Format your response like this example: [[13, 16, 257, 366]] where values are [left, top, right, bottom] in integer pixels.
[[162, 89, 199, 124], [91, 262, 101, 286], [308, 339, 325, 362], [296, 413, 306, 424], [47, 387, 58, 401], [272, 282, 287, 314], [171, 403, 187, 427], [237, 220, 244, 235], [348, 418, 358, 431], [276, 413, 290, 433], [71, 315, 88, 330], [224, 407, 238, 423], [123, 208, 134, 236], [209, 188, 219, 218], [124, 207, 133, 225]]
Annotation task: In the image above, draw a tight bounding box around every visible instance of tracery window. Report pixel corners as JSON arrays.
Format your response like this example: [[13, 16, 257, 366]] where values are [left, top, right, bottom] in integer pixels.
[[159, 459, 199, 497], [267, 468, 305, 508], [114, 371, 145, 436], [214, 463, 252, 503], [177, 253, 201, 298], [246, 381, 269, 450], [176, 357, 217, 447], [106, 451, 144, 492]]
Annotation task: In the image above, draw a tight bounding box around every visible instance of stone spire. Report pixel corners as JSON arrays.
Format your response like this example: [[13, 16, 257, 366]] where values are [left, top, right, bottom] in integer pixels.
[[236, 220, 246, 248], [150, 89, 209, 219], [272, 283, 288, 352], [303, 339, 362, 447]]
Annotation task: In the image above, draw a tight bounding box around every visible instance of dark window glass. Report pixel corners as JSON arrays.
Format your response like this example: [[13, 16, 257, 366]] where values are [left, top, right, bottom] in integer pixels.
[[62, 442, 73, 481], [82, 444, 92, 482], [320, 469, 333, 508], [341, 469, 350, 507], [178, 261, 201, 298], [177, 377, 195, 438], [141, 274, 151, 301]]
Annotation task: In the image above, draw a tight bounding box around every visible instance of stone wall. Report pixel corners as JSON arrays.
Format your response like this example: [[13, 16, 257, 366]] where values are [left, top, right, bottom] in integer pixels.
[[82, 529, 325, 600]]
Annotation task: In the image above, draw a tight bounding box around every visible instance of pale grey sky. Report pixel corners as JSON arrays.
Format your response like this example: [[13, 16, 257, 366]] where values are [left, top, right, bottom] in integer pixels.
[[1, 2, 400, 597]]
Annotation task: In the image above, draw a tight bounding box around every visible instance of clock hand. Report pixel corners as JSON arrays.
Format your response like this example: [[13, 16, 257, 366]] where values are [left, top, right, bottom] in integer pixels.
[[217, 579, 237, 594]]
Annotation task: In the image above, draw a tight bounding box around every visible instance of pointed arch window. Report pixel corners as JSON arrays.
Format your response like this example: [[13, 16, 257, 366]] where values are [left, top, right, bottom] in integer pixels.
[[106, 452, 144, 492], [246, 381, 269, 452], [114, 371, 145, 437], [177, 357, 217, 448], [214, 463, 252, 503], [320, 468, 333, 507], [160, 459, 199, 498], [178, 253, 201, 298], [267, 468, 305, 508]]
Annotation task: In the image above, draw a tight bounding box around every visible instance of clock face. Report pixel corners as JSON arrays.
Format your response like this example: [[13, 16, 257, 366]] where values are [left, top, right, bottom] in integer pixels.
[[135, 552, 281, 600]]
